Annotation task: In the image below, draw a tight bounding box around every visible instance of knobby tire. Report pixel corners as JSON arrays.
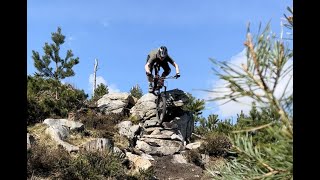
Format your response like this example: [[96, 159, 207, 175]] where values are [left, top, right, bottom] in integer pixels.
[[156, 94, 167, 124]]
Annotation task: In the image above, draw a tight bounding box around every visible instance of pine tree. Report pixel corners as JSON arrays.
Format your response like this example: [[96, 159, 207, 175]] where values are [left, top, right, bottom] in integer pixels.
[[93, 83, 109, 100], [183, 93, 206, 124], [32, 27, 79, 100], [130, 84, 143, 99], [206, 114, 219, 132], [196, 114, 233, 135], [206, 6, 293, 179]]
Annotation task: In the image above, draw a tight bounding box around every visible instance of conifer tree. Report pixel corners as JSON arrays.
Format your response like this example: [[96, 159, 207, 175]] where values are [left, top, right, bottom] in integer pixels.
[[183, 93, 206, 125], [32, 27, 79, 100], [206, 6, 293, 179], [93, 83, 109, 100], [130, 84, 143, 99]]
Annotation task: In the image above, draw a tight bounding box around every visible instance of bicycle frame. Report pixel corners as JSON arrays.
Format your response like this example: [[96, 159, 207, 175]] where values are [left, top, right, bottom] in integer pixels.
[[152, 62, 177, 123], [152, 63, 177, 95]]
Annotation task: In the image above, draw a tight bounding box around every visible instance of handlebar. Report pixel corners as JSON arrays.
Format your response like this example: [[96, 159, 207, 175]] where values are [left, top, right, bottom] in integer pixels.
[[154, 75, 179, 80]]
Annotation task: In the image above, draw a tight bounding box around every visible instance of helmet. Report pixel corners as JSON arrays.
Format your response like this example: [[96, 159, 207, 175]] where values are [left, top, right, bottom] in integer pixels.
[[158, 46, 168, 58]]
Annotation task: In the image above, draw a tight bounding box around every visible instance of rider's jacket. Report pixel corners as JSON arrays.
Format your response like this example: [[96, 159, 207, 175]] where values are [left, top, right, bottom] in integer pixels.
[[146, 48, 175, 68]]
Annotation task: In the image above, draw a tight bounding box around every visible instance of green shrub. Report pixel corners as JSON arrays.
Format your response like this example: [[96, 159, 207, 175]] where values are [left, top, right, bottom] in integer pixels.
[[79, 111, 131, 148], [195, 115, 234, 136], [186, 149, 204, 168], [80, 111, 126, 131], [27, 75, 88, 125], [128, 115, 140, 125], [27, 143, 70, 178], [61, 150, 126, 180], [200, 133, 232, 157], [27, 97, 49, 125], [27, 143, 128, 179]]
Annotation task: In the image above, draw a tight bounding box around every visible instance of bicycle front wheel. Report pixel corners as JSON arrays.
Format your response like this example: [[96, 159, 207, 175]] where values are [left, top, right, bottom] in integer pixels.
[[156, 94, 167, 124]]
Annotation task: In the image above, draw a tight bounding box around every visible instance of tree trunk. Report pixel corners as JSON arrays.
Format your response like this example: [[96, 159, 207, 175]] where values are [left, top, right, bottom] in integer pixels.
[[55, 61, 59, 100], [93, 59, 98, 96]]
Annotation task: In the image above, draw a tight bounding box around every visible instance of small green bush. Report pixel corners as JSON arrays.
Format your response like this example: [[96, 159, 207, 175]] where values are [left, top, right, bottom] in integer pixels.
[[61, 150, 126, 180], [200, 133, 232, 157], [27, 97, 49, 125], [27, 143, 128, 179], [186, 149, 204, 168], [27, 143, 70, 178], [80, 111, 126, 132], [27, 75, 88, 125]]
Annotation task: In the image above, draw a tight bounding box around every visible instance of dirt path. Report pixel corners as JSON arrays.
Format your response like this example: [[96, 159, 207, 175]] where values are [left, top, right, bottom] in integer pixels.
[[151, 155, 210, 180]]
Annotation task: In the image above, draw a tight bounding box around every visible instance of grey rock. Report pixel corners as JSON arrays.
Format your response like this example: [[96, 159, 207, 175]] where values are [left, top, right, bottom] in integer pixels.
[[43, 118, 84, 132]]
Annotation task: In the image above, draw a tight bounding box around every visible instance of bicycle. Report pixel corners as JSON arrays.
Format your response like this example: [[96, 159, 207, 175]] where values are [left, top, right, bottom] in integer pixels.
[[151, 63, 179, 124]]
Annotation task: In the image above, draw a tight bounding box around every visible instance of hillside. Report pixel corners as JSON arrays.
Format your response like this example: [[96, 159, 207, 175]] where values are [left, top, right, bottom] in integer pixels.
[[27, 90, 229, 180]]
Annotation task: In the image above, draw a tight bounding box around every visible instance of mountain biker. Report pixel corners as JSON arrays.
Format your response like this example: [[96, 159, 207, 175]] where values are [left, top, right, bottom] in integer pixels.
[[145, 46, 180, 93]]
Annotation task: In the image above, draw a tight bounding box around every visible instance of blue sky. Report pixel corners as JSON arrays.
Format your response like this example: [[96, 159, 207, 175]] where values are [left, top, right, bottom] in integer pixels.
[[27, 0, 292, 120]]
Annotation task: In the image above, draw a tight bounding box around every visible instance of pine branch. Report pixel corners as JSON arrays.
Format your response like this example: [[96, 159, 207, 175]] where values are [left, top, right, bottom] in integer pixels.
[[252, 170, 279, 179], [232, 122, 274, 133], [244, 33, 292, 135]]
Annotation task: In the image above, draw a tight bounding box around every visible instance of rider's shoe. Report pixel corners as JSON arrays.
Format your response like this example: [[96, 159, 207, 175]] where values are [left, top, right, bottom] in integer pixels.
[[148, 83, 153, 93]]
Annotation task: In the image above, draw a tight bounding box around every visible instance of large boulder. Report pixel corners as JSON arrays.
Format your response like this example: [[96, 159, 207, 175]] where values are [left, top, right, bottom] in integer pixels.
[[130, 89, 190, 122], [43, 118, 84, 132], [136, 139, 183, 156], [142, 129, 184, 142], [97, 92, 135, 114], [80, 138, 113, 152], [185, 141, 202, 150], [164, 89, 189, 108], [168, 112, 194, 141], [116, 121, 140, 139], [43, 119, 82, 153], [45, 125, 79, 153], [45, 125, 70, 140], [143, 117, 161, 127], [125, 152, 153, 173], [130, 93, 157, 120], [171, 154, 188, 164]]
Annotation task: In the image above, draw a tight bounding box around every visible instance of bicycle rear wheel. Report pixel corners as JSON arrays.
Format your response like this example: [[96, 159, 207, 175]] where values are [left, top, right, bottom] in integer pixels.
[[156, 94, 167, 123]]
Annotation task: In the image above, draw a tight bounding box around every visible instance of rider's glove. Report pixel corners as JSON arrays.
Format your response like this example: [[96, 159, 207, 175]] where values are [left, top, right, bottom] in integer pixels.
[[175, 73, 180, 79]]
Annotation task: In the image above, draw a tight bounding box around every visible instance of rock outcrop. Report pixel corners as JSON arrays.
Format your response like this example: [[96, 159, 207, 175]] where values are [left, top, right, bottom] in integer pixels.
[[80, 138, 113, 152], [43, 118, 84, 152], [118, 89, 194, 156], [97, 92, 136, 115], [29, 88, 198, 178]]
